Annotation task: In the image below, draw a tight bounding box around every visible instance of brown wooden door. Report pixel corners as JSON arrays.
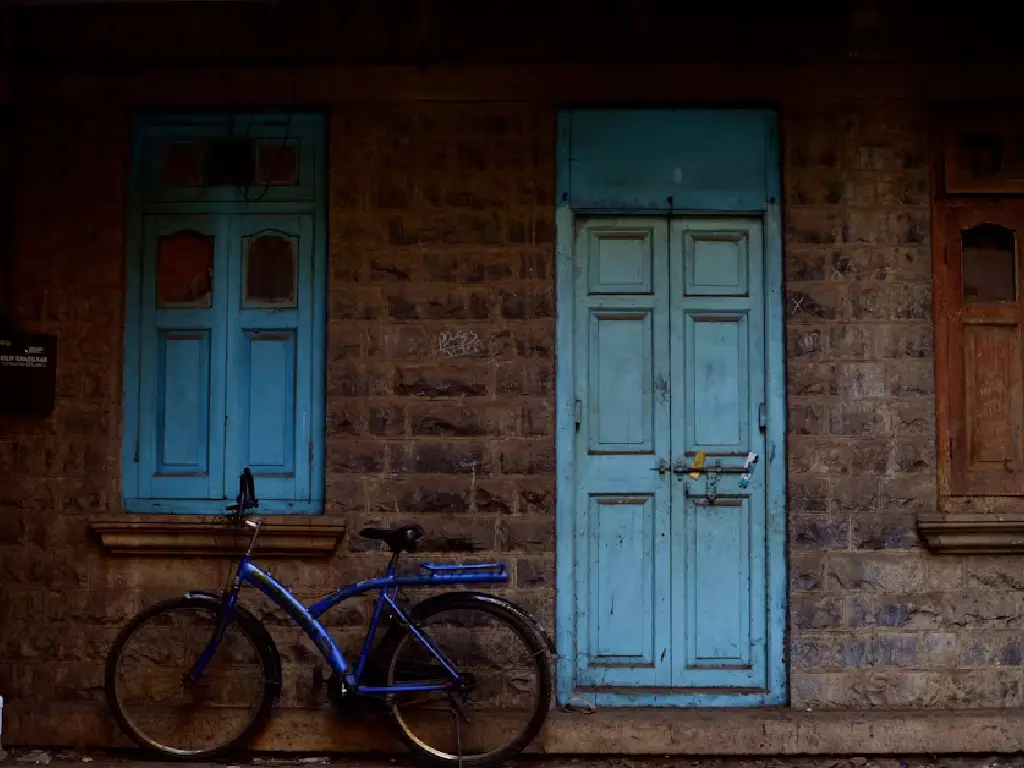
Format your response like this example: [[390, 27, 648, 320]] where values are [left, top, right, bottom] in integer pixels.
[[946, 205, 1024, 495]]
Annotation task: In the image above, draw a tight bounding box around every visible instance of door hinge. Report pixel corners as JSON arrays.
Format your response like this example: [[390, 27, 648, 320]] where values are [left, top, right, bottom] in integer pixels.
[[574, 399, 582, 431], [133, 441, 139, 463], [758, 402, 767, 431], [309, 440, 314, 464]]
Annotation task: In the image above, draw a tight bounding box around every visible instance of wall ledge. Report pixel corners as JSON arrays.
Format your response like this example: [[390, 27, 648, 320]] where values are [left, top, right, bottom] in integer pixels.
[[918, 513, 1024, 554], [14, 703, 1024, 754], [89, 515, 345, 557]]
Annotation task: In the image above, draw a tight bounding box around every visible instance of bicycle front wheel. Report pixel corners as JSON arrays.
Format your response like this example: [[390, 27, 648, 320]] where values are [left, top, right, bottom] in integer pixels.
[[376, 593, 552, 768], [105, 594, 279, 759]]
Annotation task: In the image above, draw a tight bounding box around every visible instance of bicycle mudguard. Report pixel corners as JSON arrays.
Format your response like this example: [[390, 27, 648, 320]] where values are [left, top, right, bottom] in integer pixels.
[[184, 590, 284, 696], [457, 591, 557, 654]]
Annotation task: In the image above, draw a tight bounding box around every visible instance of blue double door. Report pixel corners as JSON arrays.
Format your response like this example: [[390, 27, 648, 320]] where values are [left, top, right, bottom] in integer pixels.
[[572, 215, 775, 701]]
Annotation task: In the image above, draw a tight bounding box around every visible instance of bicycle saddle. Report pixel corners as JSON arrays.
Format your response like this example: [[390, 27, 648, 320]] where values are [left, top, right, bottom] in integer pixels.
[[358, 523, 425, 552]]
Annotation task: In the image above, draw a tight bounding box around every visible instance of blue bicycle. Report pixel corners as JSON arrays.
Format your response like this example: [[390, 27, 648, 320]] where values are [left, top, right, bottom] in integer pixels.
[[105, 469, 553, 767]]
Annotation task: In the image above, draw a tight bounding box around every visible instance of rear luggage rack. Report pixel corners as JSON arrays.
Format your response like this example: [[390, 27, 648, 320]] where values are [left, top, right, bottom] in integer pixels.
[[419, 562, 508, 580]]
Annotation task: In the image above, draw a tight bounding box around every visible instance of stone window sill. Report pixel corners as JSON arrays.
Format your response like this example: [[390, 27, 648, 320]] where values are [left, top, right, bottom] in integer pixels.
[[89, 515, 345, 557], [918, 513, 1024, 554]]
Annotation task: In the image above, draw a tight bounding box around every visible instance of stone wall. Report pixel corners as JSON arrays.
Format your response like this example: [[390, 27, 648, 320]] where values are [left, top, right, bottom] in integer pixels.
[[0, 105, 131, 716], [783, 102, 1021, 709], [323, 101, 559, 631], [0, 91, 1019, 748]]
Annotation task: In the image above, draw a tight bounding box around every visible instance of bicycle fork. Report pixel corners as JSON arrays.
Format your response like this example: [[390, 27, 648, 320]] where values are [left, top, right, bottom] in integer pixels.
[[185, 519, 261, 688], [184, 589, 241, 689]]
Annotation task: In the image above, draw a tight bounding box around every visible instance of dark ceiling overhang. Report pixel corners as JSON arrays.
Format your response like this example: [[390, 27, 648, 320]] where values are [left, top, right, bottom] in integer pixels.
[[1, 1, 1023, 71]]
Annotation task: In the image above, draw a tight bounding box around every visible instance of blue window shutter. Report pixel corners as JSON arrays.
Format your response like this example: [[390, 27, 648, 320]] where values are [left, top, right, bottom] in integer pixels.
[[123, 112, 327, 514], [136, 214, 229, 501], [223, 214, 316, 507]]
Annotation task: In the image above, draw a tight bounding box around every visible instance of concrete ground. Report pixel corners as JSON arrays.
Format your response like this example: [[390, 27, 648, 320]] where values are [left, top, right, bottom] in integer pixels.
[[2, 750, 1024, 768]]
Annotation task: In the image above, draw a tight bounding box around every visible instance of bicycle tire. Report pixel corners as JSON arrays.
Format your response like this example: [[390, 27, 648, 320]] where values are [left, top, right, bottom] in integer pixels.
[[374, 592, 553, 768], [104, 593, 280, 759]]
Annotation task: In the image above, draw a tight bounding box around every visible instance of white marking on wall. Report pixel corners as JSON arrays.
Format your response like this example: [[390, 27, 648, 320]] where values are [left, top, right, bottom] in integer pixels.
[[438, 329, 484, 357]]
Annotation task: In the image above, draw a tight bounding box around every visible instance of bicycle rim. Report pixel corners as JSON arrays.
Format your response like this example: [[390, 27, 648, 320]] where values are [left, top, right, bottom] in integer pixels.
[[107, 598, 271, 757], [385, 597, 551, 767]]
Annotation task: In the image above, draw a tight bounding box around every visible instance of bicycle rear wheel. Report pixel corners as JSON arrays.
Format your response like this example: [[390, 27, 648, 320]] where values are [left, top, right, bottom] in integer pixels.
[[105, 594, 279, 759], [375, 593, 552, 768]]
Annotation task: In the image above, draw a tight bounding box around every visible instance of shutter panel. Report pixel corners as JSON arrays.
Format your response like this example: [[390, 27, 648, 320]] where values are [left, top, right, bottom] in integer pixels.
[[223, 214, 315, 505], [137, 215, 228, 502], [947, 207, 1024, 495]]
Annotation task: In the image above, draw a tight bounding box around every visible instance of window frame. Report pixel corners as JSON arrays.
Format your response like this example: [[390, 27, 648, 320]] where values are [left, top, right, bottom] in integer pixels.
[[932, 102, 1024, 499], [936, 202, 1024, 496], [121, 112, 328, 515]]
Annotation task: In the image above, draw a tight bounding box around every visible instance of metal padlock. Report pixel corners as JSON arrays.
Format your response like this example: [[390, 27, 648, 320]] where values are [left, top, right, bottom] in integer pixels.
[[707, 462, 720, 503]]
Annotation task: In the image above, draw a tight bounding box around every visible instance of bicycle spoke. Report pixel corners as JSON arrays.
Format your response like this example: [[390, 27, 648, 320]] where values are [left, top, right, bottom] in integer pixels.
[[109, 600, 271, 756], [388, 645, 548, 710], [452, 702, 464, 768], [384, 599, 551, 765]]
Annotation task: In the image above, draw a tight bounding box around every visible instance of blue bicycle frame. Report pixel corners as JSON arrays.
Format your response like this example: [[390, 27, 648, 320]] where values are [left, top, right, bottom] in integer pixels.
[[187, 548, 509, 695]]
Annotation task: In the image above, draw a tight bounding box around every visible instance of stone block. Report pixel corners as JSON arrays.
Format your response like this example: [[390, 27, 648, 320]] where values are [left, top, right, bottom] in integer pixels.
[[792, 595, 843, 629], [845, 671, 943, 707], [945, 669, 1023, 708], [826, 553, 925, 593], [787, 209, 842, 245], [829, 401, 891, 438], [828, 324, 875, 360], [788, 284, 848, 320], [394, 363, 491, 397], [851, 514, 921, 549], [790, 672, 847, 709], [790, 515, 850, 551], [389, 440, 491, 475], [846, 594, 941, 629], [498, 517, 556, 554]]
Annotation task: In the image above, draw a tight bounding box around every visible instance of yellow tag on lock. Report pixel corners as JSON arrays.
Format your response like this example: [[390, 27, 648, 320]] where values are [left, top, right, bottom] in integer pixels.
[[689, 450, 706, 480]]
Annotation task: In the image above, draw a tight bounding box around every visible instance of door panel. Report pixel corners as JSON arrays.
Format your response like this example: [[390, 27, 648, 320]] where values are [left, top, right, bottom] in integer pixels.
[[670, 218, 768, 690], [155, 330, 212, 474], [686, 313, 749, 450], [683, 226, 752, 297], [677, 494, 766, 688], [684, 498, 752, 669], [585, 227, 655, 294], [242, 329, 297, 472], [587, 309, 655, 453], [139, 215, 228, 500], [586, 495, 658, 668], [225, 215, 315, 502], [574, 218, 672, 688]]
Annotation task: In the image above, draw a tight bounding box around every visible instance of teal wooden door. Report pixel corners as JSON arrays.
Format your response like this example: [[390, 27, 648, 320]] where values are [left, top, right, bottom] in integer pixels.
[[668, 218, 768, 689], [572, 219, 672, 687], [572, 215, 771, 697]]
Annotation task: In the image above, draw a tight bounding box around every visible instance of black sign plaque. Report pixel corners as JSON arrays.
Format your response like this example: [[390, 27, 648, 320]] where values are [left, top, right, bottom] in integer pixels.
[[0, 332, 57, 415]]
